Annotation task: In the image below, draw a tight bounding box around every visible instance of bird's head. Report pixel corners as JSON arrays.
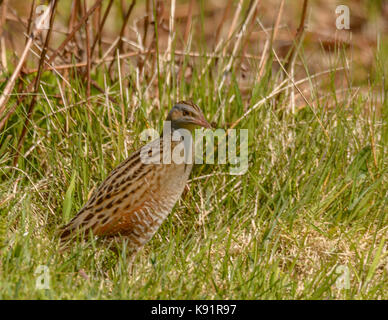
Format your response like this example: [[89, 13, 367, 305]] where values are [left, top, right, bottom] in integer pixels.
[[166, 101, 212, 131]]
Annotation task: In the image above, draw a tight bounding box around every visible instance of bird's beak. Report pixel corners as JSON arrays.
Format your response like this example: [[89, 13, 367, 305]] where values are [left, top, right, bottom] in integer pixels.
[[194, 115, 212, 129]]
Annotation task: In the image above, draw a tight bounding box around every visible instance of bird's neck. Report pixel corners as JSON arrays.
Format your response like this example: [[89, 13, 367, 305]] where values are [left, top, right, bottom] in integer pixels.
[[162, 123, 195, 137]]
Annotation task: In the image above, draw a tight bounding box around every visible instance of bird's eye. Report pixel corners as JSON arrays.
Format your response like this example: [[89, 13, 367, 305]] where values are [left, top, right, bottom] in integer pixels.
[[183, 111, 189, 116]]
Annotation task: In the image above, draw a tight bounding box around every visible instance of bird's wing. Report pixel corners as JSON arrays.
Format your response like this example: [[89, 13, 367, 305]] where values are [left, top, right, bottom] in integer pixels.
[[58, 138, 164, 243]]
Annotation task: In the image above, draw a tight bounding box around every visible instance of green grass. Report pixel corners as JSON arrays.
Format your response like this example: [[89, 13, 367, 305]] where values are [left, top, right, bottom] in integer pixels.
[[0, 8, 387, 300]]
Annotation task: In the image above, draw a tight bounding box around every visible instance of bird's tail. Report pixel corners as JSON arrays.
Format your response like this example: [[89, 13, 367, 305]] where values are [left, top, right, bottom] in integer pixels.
[[56, 212, 88, 248], [56, 220, 79, 250], [56, 208, 100, 249]]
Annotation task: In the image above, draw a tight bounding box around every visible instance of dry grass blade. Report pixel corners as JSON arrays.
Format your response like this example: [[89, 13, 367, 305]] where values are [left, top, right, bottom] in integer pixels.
[[90, 0, 114, 59], [82, 0, 92, 99], [0, 0, 54, 117], [108, 0, 136, 73], [222, 0, 243, 56], [47, 0, 103, 65], [214, 0, 233, 49], [224, 0, 259, 73], [177, 0, 195, 82], [0, 0, 8, 72], [25, 0, 36, 43], [14, 0, 58, 165], [257, 0, 284, 80], [165, 0, 176, 85], [284, 0, 309, 72]]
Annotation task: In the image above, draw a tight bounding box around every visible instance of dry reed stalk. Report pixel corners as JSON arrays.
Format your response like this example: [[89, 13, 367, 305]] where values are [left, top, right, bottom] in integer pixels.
[[142, 0, 151, 48], [164, 0, 176, 85], [0, 0, 54, 117], [91, 0, 113, 59], [14, 0, 58, 165], [47, 0, 103, 65], [0, 0, 8, 72], [284, 0, 309, 72], [257, 0, 284, 80], [82, 0, 91, 99], [177, 0, 194, 82], [275, 0, 309, 110], [222, 0, 243, 56], [108, 0, 136, 73], [25, 0, 36, 44], [224, 0, 259, 73], [25, 48, 277, 75], [214, 0, 233, 49]]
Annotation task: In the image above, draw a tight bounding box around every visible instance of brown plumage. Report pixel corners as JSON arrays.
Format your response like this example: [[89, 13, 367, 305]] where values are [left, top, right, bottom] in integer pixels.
[[58, 101, 211, 255]]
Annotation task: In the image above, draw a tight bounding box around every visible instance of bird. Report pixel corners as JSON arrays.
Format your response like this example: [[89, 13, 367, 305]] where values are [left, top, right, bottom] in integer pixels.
[[58, 101, 211, 256]]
